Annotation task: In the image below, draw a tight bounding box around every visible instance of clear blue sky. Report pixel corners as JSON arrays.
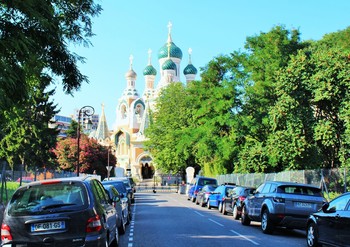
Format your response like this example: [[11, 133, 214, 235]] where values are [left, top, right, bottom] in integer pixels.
[[51, 0, 350, 128]]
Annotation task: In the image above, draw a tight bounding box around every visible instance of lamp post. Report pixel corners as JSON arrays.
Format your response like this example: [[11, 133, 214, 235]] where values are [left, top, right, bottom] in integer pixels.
[[77, 105, 95, 177]]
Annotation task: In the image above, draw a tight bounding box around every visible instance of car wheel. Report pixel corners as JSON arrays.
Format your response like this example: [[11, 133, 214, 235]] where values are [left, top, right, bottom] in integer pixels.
[[111, 225, 119, 247], [232, 205, 239, 220], [200, 198, 204, 207], [240, 205, 251, 226], [218, 202, 223, 213], [191, 196, 196, 203], [222, 202, 227, 215], [118, 217, 126, 235], [307, 222, 320, 247], [261, 209, 274, 234], [207, 199, 211, 209], [195, 197, 199, 205]]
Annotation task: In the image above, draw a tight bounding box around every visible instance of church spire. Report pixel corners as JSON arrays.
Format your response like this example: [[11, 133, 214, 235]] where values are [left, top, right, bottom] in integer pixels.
[[94, 103, 110, 142]]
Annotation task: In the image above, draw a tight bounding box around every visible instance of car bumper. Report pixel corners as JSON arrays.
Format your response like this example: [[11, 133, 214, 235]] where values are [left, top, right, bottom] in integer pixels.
[[270, 214, 309, 229]]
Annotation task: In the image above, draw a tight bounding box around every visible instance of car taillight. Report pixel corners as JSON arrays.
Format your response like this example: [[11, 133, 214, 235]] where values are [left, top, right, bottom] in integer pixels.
[[1, 224, 12, 241], [238, 196, 246, 201], [86, 215, 102, 233], [273, 197, 285, 203], [194, 190, 199, 195]]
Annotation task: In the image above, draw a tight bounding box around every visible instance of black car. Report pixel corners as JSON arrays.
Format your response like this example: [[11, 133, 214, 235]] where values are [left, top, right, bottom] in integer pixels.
[[103, 180, 132, 221], [195, 185, 218, 207], [241, 181, 326, 234], [104, 184, 129, 235], [222, 186, 255, 219], [306, 192, 350, 247], [1, 177, 119, 247], [105, 177, 135, 203]]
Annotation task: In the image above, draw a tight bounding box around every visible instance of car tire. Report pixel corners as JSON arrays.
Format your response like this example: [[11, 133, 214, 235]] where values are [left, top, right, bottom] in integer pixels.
[[307, 222, 320, 247], [191, 196, 196, 203], [200, 198, 204, 207], [240, 205, 251, 226], [111, 226, 119, 247], [207, 199, 212, 209], [261, 209, 274, 234], [195, 197, 199, 205], [218, 202, 222, 212], [232, 204, 239, 220], [222, 202, 227, 215], [118, 217, 126, 235]]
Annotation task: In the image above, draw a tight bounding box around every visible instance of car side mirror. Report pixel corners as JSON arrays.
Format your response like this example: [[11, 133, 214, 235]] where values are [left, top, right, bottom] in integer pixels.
[[113, 195, 121, 203], [322, 202, 335, 213]]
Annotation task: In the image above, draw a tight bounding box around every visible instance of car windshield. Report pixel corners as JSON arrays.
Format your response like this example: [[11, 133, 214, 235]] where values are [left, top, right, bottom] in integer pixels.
[[199, 178, 217, 186], [7, 182, 88, 216]]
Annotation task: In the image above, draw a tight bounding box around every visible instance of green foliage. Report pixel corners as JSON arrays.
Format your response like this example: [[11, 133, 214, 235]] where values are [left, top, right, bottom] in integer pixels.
[[0, 0, 102, 108]]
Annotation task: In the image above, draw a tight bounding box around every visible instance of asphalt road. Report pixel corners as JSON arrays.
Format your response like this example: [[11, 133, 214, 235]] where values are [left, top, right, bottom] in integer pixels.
[[119, 192, 308, 247]]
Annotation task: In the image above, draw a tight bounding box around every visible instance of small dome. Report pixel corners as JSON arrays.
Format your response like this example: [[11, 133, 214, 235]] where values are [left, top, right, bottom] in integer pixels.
[[143, 65, 157, 76], [184, 64, 198, 75], [162, 59, 177, 70], [125, 69, 137, 78], [158, 42, 183, 59]]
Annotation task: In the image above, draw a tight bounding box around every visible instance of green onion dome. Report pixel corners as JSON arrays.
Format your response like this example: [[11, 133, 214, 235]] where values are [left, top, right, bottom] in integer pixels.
[[143, 65, 157, 76], [162, 59, 177, 70], [158, 42, 183, 59], [183, 64, 198, 75]]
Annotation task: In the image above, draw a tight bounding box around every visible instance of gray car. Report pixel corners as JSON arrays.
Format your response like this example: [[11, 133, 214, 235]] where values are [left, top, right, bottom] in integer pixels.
[[1, 177, 119, 246], [241, 181, 326, 234]]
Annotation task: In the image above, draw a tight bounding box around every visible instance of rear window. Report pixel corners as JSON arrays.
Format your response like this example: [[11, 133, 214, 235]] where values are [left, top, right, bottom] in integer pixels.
[[198, 178, 217, 186], [277, 185, 322, 196], [7, 182, 88, 216]]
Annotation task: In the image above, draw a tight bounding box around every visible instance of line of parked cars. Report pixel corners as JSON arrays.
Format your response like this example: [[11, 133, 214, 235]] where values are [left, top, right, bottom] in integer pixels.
[[1, 175, 136, 247], [187, 176, 350, 247]]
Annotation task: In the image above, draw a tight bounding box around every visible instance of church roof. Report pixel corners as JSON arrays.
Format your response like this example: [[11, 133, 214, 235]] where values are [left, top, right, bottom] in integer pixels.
[[158, 42, 183, 60], [184, 64, 197, 75], [162, 58, 177, 70], [143, 64, 157, 76]]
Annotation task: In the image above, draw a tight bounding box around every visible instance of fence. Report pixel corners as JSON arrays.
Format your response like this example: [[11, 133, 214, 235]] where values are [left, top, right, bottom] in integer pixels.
[[217, 168, 348, 195]]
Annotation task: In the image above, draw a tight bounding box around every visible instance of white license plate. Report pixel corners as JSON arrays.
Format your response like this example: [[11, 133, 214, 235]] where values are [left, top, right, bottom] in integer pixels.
[[31, 221, 65, 232], [295, 202, 312, 208]]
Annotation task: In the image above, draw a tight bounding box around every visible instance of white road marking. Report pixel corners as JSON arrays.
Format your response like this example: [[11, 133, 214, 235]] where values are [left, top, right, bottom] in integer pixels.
[[208, 218, 224, 227], [230, 230, 260, 245]]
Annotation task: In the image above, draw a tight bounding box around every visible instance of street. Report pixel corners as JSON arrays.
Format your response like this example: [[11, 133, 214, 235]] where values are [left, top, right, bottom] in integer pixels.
[[119, 192, 307, 247]]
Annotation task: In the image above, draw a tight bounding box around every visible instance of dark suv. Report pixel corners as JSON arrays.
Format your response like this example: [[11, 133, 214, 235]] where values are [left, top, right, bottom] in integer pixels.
[[1, 177, 119, 246], [187, 176, 218, 202], [241, 181, 326, 234]]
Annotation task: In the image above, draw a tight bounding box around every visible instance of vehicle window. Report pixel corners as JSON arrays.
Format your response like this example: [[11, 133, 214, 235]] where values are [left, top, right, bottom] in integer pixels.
[[92, 180, 109, 204], [7, 182, 87, 216], [278, 186, 322, 196], [202, 179, 217, 186], [261, 183, 271, 194], [328, 195, 350, 211], [256, 184, 265, 193]]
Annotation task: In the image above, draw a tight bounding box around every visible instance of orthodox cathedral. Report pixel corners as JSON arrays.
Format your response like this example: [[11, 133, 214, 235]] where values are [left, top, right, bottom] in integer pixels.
[[91, 22, 198, 180]]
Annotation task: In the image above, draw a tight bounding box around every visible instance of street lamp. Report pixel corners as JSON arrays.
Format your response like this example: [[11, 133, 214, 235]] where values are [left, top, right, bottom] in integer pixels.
[[77, 105, 95, 177]]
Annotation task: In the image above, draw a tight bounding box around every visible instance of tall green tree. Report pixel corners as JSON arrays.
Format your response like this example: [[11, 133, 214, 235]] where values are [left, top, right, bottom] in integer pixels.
[[235, 26, 306, 173], [0, 0, 102, 109], [0, 75, 59, 170], [144, 83, 193, 175]]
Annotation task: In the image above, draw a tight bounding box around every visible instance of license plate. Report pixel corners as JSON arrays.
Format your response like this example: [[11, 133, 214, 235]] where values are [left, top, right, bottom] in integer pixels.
[[31, 221, 65, 232], [295, 202, 312, 208]]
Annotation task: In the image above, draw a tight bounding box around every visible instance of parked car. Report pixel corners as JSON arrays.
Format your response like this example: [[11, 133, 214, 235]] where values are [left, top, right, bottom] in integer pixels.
[[241, 181, 326, 234], [102, 180, 132, 221], [306, 192, 350, 247], [207, 183, 236, 211], [1, 176, 119, 246], [16, 176, 33, 183], [195, 184, 218, 207], [222, 186, 255, 219], [103, 184, 129, 235], [187, 176, 218, 202], [105, 177, 135, 203]]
